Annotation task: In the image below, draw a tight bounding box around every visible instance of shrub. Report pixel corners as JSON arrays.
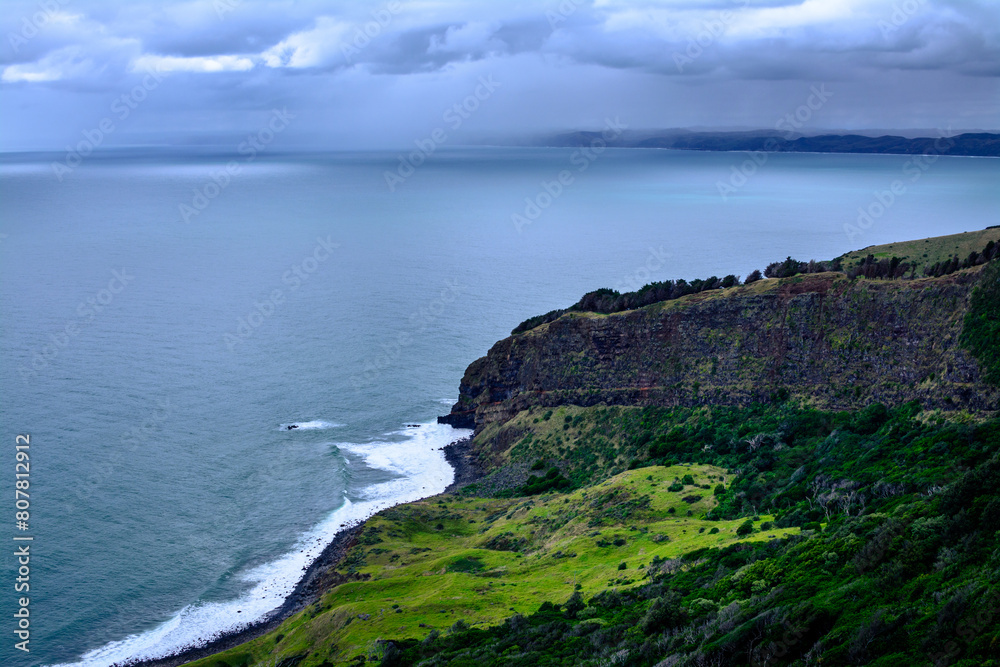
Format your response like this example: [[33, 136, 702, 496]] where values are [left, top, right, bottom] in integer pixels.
[[446, 557, 483, 573], [379, 641, 404, 666], [714, 484, 726, 496], [766, 256, 806, 278], [521, 467, 572, 495], [563, 591, 585, 618], [736, 520, 754, 536], [640, 593, 688, 634]]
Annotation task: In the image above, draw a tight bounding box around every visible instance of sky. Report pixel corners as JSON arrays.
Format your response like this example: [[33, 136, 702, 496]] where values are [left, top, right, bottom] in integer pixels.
[[0, 0, 998, 151]]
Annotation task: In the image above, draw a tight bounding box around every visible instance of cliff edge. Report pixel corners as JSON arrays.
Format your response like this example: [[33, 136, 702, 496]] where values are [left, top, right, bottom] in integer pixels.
[[441, 266, 999, 430]]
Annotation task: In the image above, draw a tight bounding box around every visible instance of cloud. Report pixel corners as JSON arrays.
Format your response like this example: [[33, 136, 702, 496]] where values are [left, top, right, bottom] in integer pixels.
[[2, 36, 141, 84], [131, 54, 255, 73], [0, 0, 997, 151], [427, 21, 504, 55], [260, 17, 353, 69]]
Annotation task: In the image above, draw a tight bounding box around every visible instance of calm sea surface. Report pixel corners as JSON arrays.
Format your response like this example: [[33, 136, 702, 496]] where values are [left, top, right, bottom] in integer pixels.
[[0, 147, 997, 666]]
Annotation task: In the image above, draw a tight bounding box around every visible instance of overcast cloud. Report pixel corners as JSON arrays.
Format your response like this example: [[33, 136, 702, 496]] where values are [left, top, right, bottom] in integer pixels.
[[1, 0, 997, 151]]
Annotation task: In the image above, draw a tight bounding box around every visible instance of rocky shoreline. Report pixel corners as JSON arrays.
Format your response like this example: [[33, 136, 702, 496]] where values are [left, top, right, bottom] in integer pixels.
[[442, 436, 482, 493], [118, 433, 480, 667]]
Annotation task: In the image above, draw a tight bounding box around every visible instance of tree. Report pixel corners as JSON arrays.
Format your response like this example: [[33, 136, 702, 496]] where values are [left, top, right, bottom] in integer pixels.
[[563, 591, 585, 619], [765, 257, 805, 279], [640, 593, 688, 634]]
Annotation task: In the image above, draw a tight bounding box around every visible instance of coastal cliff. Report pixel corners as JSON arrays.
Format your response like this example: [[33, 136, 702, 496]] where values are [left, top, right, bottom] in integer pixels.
[[442, 267, 999, 430], [185, 233, 1000, 667]]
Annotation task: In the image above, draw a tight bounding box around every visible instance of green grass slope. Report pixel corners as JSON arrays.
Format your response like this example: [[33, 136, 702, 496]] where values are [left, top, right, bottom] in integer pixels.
[[837, 227, 1000, 273], [186, 403, 1000, 667], [184, 466, 794, 666]]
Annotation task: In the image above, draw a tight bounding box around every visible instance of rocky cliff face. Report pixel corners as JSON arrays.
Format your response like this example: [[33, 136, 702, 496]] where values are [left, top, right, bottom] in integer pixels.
[[441, 268, 998, 430]]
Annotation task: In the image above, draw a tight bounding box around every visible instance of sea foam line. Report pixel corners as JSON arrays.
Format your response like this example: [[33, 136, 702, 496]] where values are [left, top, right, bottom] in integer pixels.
[[48, 422, 471, 667], [278, 419, 344, 431]]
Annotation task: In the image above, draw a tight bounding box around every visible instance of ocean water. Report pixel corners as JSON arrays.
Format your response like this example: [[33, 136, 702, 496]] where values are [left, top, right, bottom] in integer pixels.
[[0, 147, 997, 666]]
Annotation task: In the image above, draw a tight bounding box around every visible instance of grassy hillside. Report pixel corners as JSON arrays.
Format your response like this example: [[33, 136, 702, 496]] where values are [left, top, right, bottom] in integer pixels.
[[837, 228, 1000, 273], [186, 403, 1000, 667], [184, 465, 795, 666]]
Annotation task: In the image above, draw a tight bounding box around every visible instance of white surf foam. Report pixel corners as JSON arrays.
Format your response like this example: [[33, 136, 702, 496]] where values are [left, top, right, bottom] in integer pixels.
[[48, 422, 472, 667], [278, 420, 344, 431]]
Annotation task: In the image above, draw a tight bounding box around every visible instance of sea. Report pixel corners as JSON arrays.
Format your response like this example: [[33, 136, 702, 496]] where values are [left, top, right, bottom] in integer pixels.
[[0, 147, 997, 666]]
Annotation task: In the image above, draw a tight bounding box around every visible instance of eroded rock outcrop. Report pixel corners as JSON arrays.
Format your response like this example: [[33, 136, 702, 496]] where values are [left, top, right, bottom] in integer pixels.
[[441, 268, 998, 430]]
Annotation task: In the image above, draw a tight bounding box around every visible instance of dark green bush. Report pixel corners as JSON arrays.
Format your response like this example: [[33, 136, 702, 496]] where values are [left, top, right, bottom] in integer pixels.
[[961, 259, 1000, 385]]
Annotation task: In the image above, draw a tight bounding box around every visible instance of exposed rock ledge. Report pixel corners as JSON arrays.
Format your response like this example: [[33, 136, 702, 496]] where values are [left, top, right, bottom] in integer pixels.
[[440, 269, 998, 430]]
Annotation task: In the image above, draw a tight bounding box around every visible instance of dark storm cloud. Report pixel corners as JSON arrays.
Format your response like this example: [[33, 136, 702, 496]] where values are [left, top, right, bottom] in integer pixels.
[[0, 0, 997, 150]]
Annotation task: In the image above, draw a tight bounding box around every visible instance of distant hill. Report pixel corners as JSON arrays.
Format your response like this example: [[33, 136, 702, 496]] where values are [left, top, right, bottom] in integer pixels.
[[539, 130, 1000, 157]]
